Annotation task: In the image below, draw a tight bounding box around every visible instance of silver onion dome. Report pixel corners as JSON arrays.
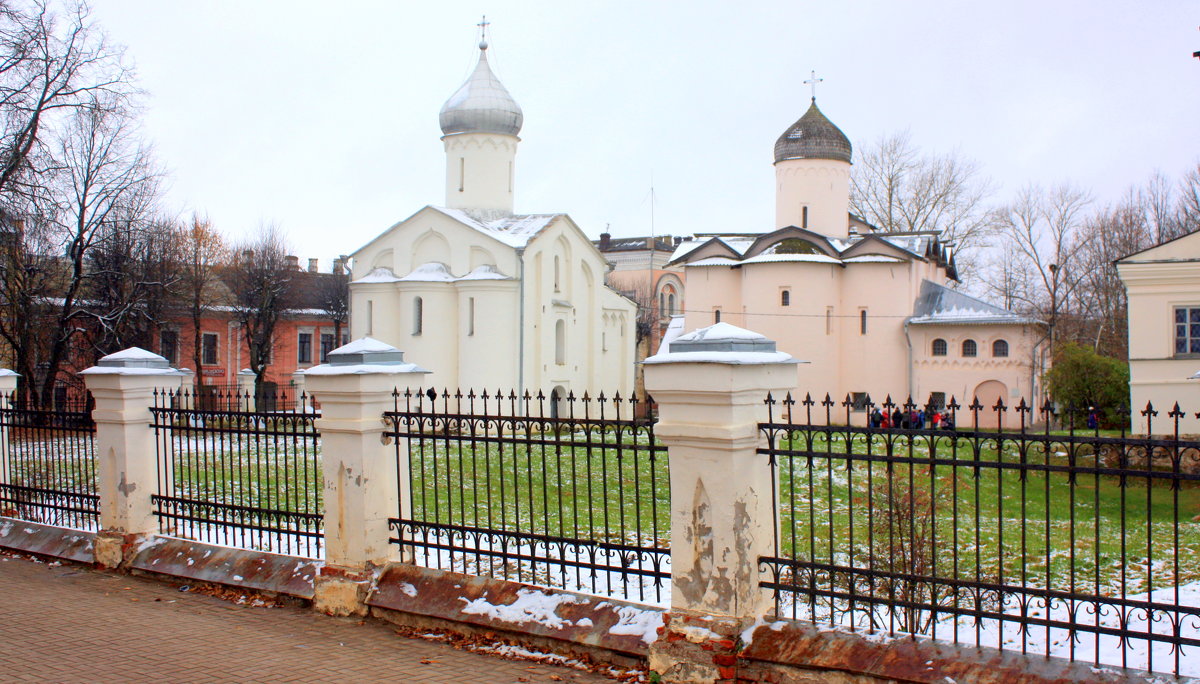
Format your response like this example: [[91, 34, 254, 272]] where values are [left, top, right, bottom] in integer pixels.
[[774, 100, 852, 164], [439, 44, 523, 136]]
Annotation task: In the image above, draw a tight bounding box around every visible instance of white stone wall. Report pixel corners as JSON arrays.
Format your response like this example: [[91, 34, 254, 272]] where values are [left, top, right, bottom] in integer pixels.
[[774, 159, 851, 237], [442, 133, 518, 215]]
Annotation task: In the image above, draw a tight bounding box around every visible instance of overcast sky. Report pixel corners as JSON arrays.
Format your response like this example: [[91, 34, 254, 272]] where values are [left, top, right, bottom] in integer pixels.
[[89, 1, 1199, 268]]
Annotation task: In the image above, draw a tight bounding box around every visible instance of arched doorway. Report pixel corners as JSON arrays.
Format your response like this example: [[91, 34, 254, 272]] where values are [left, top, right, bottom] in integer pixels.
[[973, 380, 1008, 427], [550, 385, 566, 420]]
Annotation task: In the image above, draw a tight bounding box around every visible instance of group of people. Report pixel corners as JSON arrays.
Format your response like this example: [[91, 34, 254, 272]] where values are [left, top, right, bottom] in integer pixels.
[[868, 407, 955, 430]]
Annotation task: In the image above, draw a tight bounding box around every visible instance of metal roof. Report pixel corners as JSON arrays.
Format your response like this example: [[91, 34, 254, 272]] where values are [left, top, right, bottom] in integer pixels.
[[908, 280, 1040, 326], [439, 45, 523, 137], [774, 100, 852, 164]]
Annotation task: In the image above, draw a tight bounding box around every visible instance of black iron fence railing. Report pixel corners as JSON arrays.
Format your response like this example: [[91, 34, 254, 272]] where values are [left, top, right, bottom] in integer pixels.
[[0, 392, 98, 530], [759, 393, 1200, 678], [150, 387, 323, 557], [385, 388, 670, 605]]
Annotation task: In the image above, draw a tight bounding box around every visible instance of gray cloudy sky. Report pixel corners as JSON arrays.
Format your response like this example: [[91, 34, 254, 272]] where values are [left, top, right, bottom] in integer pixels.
[[91, 1, 1199, 267]]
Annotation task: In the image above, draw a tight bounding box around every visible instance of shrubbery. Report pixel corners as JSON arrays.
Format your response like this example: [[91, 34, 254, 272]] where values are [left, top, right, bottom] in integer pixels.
[[1044, 342, 1130, 428]]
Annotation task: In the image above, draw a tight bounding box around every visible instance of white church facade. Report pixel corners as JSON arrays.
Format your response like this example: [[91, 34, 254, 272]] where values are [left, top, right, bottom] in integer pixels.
[[348, 38, 636, 399], [668, 96, 1047, 416]]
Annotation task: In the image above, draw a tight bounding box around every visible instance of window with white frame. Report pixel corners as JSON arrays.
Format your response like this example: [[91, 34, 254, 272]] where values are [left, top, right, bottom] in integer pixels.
[[1175, 307, 1200, 355], [297, 332, 313, 364], [201, 332, 219, 366], [320, 333, 335, 362], [159, 329, 178, 365]]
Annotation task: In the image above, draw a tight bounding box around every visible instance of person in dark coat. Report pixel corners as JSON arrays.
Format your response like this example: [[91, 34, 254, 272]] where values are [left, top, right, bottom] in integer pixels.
[[870, 407, 883, 428], [892, 408, 903, 429]]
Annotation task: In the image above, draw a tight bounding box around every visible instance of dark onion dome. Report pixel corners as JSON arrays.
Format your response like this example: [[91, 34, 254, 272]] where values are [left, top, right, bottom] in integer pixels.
[[439, 42, 523, 137], [773, 100, 852, 164]]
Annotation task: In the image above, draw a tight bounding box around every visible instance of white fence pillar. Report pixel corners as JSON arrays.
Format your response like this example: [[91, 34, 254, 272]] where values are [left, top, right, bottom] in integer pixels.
[[643, 323, 800, 683], [80, 348, 185, 568], [303, 337, 428, 616]]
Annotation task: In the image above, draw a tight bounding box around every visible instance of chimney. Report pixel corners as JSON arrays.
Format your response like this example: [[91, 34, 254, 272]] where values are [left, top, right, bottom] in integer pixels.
[[332, 258, 344, 275], [599, 232, 611, 250], [285, 255, 299, 271], [308, 258, 318, 273], [646, 237, 655, 249]]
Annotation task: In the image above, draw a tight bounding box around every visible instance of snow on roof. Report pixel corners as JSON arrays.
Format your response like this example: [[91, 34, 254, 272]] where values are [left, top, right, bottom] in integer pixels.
[[331, 337, 397, 355], [908, 280, 1041, 326], [741, 253, 841, 265], [431, 206, 560, 248], [352, 267, 402, 284], [686, 257, 741, 267], [843, 255, 904, 264], [656, 314, 685, 354], [669, 240, 704, 261], [100, 347, 163, 361], [675, 322, 768, 342], [457, 264, 511, 280], [398, 262, 456, 282]]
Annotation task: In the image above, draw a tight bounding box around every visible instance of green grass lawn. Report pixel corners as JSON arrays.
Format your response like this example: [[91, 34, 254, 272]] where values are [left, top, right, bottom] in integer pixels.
[[404, 426, 670, 551], [770, 429, 1200, 596]]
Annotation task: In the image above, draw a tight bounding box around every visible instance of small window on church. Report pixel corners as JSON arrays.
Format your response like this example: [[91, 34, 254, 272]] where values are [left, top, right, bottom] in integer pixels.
[[714, 309, 722, 324], [781, 290, 790, 307], [802, 206, 809, 229], [860, 309, 868, 335], [458, 157, 465, 192], [993, 339, 1009, 357], [367, 300, 374, 336], [468, 297, 475, 336], [825, 306, 833, 335], [554, 256, 560, 292], [962, 339, 977, 357], [932, 339, 947, 356], [668, 293, 676, 315], [555, 320, 565, 365], [413, 297, 423, 336]]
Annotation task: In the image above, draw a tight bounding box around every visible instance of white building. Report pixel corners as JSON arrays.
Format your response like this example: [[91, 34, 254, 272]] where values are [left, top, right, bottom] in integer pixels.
[[348, 39, 636, 400], [1117, 230, 1200, 434], [670, 97, 1047, 418]]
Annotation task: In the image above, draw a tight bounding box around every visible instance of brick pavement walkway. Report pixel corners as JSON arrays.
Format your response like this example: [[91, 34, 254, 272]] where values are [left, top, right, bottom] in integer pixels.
[[0, 553, 620, 683]]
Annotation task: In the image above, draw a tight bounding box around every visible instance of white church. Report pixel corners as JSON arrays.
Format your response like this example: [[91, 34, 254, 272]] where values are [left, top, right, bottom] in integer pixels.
[[348, 37, 636, 399], [669, 92, 1048, 416]]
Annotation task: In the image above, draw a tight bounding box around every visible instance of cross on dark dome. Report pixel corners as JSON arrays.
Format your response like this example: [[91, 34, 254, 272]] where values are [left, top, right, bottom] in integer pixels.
[[804, 70, 823, 102]]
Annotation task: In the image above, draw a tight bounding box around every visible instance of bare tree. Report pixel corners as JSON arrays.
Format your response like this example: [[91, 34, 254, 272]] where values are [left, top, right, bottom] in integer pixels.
[[1074, 190, 1154, 359], [227, 225, 293, 398], [316, 261, 349, 346], [0, 1, 131, 202], [992, 183, 1092, 349], [174, 214, 227, 386], [82, 213, 180, 358], [1178, 162, 1200, 236], [31, 93, 160, 405], [850, 131, 995, 278]]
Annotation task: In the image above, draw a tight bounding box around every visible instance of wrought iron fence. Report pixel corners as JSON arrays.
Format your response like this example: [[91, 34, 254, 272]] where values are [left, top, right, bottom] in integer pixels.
[[758, 393, 1200, 678], [0, 391, 98, 530], [385, 388, 670, 605], [150, 387, 323, 557]]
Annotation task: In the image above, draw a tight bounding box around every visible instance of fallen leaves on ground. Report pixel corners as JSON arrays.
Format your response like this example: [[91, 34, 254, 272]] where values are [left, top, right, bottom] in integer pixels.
[[391, 624, 648, 682]]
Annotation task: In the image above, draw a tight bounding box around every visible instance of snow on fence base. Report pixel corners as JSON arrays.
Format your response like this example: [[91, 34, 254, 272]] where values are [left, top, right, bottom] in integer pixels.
[[368, 562, 664, 659], [738, 617, 1182, 684]]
